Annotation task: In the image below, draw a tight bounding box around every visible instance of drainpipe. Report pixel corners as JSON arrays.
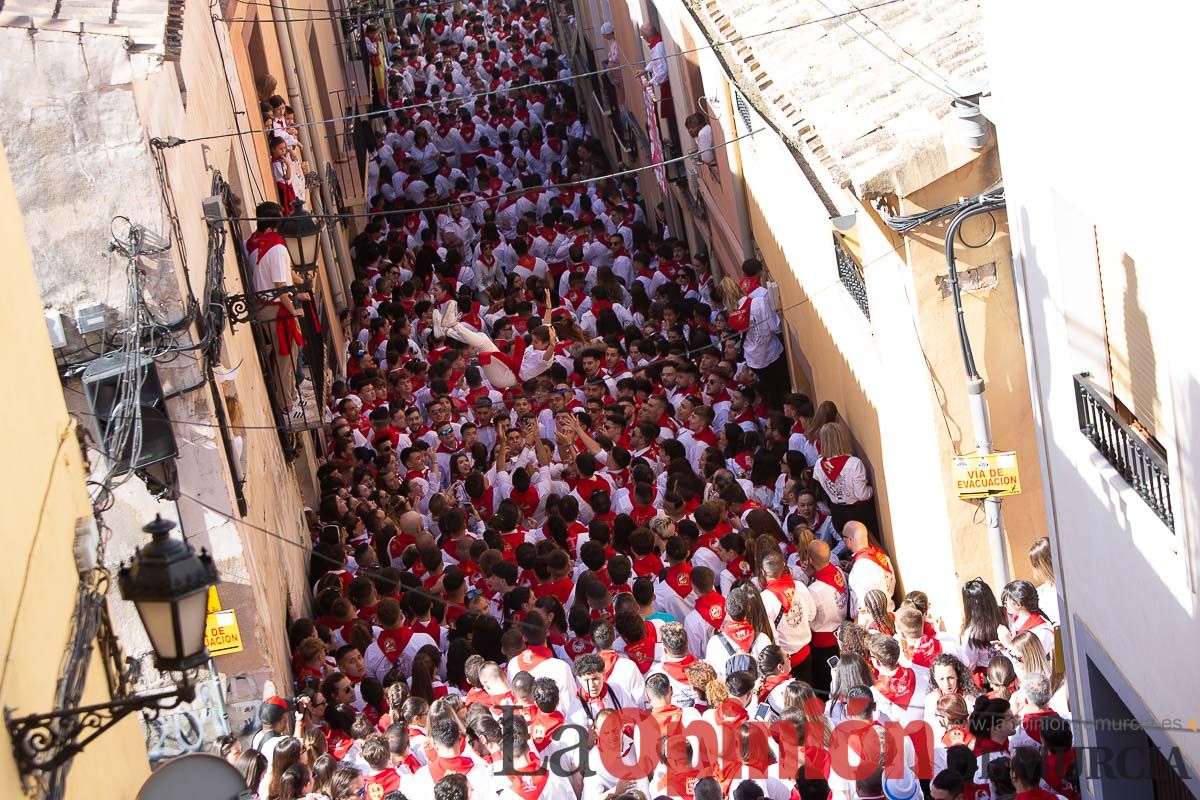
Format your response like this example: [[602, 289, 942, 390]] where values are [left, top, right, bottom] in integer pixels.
[[720, 79, 755, 262], [945, 195, 1011, 587], [271, 0, 349, 312]]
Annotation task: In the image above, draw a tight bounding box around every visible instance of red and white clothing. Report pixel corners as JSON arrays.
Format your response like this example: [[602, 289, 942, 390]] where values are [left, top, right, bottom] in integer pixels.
[[759, 575, 817, 666], [364, 626, 439, 681], [847, 545, 896, 614]]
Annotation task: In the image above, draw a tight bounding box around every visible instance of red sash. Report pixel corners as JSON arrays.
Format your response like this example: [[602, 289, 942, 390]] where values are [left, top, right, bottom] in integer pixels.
[[942, 726, 977, 750], [598, 650, 620, 680], [364, 767, 400, 800], [1016, 612, 1050, 633], [875, 667, 917, 708], [727, 295, 753, 332]]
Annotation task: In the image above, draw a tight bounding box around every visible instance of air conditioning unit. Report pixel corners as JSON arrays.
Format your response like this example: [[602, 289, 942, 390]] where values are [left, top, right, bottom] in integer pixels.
[[81, 352, 178, 474]]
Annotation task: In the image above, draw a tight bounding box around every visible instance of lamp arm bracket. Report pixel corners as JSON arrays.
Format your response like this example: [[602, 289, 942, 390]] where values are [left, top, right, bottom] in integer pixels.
[[5, 683, 195, 776]]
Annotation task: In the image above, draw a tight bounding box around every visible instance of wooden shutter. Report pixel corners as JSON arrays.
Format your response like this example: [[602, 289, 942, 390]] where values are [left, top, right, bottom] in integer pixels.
[[1095, 228, 1163, 441]]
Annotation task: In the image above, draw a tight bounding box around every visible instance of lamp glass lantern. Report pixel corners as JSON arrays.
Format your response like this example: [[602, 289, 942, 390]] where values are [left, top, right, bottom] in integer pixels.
[[117, 515, 220, 672], [278, 200, 323, 271]]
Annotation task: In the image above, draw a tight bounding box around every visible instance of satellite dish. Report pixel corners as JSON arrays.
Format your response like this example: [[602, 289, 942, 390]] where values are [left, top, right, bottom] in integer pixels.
[[138, 752, 253, 800]]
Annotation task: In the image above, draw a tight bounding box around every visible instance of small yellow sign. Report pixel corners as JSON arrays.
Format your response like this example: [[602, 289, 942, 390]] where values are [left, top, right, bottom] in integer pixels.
[[205, 609, 244, 657], [207, 586, 222, 614], [952, 451, 1022, 499]]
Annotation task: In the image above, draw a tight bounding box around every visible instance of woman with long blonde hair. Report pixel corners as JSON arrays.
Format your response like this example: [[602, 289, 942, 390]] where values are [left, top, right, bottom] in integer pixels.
[[812, 421, 875, 533]]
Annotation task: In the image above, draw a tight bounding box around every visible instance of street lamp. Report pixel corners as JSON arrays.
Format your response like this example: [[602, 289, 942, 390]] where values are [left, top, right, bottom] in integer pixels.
[[4, 515, 219, 778], [117, 515, 220, 672], [278, 199, 322, 273]]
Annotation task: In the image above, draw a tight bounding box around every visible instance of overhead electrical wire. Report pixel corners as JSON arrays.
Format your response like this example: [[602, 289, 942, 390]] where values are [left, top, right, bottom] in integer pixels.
[[152, 0, 912, 148]]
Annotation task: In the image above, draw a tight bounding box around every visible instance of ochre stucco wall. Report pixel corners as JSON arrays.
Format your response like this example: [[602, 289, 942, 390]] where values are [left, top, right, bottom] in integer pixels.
[[0, 142, 151, 798]]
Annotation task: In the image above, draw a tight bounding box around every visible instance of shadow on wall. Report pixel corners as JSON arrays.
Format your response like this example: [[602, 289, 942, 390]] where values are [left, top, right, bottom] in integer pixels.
[[1018, 204, 1198, 777], [747, 185, 893, 571]]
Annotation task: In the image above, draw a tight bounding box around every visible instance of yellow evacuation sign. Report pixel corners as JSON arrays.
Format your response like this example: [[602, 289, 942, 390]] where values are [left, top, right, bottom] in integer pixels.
[[952, 451, 1022, 499], [205, 607, 244, 657]]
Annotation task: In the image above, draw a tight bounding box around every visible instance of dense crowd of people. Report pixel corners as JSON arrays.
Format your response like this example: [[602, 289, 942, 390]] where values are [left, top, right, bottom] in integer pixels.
[[232, 2, 1076, 799]]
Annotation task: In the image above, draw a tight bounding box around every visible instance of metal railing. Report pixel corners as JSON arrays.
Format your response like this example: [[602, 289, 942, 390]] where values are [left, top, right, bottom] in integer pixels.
[[1073, 372, 1173, 531], [834, 236, 870, 319]]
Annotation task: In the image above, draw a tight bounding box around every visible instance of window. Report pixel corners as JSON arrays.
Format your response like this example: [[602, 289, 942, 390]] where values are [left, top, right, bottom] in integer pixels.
[[833, 236, 869, 319]]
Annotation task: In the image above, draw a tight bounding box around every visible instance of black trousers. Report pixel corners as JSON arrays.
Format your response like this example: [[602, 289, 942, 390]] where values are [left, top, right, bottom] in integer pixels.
[[752, 350, 791, 409], [810, 643, 839, 696], [830, 497, 877, 535], [790, 652, 813, 683]]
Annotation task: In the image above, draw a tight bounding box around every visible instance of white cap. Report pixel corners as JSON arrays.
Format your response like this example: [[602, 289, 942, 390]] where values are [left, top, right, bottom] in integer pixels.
[[883, 770, 921, 800], [600, 22, 614, 36]]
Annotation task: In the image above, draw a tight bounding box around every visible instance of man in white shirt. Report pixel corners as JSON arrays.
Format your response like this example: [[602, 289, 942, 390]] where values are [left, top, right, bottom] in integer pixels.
[[868, 635, 929, 726], [404, 720, 497, 800], [491, 717, 576, 800], [250, 202, 309, 413], [506, 611, 579, 716], [734, 258, 787, 408], [843, 521, 897, 613], [758, 552, 817, 682]]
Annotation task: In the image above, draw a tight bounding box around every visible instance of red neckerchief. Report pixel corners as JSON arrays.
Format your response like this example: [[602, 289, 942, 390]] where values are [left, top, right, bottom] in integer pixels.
[[819, 454, 851, 483], [427, 754, 475, 781], [410, 618, 440, 641], [1016, 612, 1050, 633], [364, 766, 400, 795], [758, 672, 790, 702], [942, 725, 976, 750], [904, 633, 943, 669], [715, 699, 748, 726], [565, 635, 594, 658], [597, 649, 620, 680], [376, 626, 414, 663], [665, 562, 693, 598], [632, 553, 664, 577], [853, 546, 894, 575], [874, 667, 917, 707], [725, 556, 752, 582], [811, 563, 847, 594], [660, 654, 697, 683], [515, 645, 554, 670], [721, 618, 756, 653], [764, 576, 797, 613], [1043, 749, 1078, 798], [529, 710, 565, 751], [509, 485, 540, 519], [1021, 709, 1061, 745], [624, 621, 658, 674], [696, 592, 726, 629], [651, 704, 685, 740]]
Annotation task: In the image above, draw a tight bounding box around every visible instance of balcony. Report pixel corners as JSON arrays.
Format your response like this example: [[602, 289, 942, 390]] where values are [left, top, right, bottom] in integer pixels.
[[1073, 372, 1173, 531]]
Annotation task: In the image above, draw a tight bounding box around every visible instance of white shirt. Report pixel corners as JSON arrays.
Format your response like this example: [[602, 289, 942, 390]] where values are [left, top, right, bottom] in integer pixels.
[[695, 124, 715, 164], [704, 630, 771, 679], [759, 578, 817, 657], [507, 649, 579, 716], [847, 553, 896, 615], [814, 455, 873, 505], [742, 287, 784, 369], [251, 240, 291, 294]]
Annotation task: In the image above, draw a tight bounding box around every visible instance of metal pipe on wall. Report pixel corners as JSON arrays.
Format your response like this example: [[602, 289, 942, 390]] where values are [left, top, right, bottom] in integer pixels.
[[945, 197, 1012, 587]]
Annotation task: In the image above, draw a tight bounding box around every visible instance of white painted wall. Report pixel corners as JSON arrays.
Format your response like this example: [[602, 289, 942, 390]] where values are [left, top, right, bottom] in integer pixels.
[[985, 0, 1200, 789]]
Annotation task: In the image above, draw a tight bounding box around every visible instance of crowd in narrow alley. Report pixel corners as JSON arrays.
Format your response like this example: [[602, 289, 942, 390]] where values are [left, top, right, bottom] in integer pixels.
[[232, 2, 1075, 800]]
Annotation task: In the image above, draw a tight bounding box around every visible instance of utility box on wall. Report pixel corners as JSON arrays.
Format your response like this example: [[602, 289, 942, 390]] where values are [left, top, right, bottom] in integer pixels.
[[82, 352, 178, 474]]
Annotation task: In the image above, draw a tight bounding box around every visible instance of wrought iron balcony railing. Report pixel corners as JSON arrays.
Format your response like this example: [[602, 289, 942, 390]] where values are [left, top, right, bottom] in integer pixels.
[[1073, 372, 1173, 531]]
